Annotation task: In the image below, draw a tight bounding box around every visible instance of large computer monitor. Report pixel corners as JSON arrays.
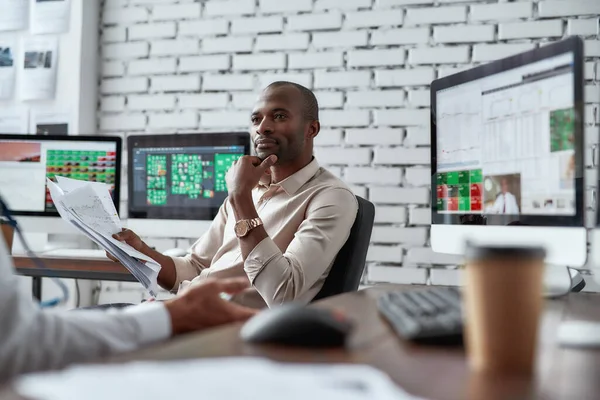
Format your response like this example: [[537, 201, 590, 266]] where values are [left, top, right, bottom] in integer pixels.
[[430, 36, 587, 267], [126, 132, 250, 238], [0, 134, 122, 236]]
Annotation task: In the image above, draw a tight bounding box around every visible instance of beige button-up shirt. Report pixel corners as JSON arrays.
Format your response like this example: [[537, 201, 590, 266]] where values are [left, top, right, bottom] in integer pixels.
[[170, 158, 358, 309]]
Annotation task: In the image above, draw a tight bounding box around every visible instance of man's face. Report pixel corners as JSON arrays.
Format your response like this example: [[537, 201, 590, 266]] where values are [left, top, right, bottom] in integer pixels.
[[501, 179, 508, 193], [250, 86, 307, 163]]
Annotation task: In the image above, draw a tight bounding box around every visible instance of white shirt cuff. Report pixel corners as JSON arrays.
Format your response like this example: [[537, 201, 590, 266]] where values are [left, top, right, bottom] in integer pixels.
[[122, 302, 172, 345]]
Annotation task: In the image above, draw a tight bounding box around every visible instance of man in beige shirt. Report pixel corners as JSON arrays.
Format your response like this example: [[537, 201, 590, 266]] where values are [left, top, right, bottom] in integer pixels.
[[112, 82, 358, 309]]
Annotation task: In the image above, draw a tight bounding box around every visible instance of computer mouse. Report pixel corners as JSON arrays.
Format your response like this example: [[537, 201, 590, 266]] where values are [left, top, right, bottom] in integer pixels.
[[162, 248, 187, 257], [240, 303, 353, 348]]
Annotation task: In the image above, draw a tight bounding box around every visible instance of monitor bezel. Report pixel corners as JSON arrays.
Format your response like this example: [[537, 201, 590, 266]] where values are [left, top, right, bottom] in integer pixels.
[[430, 36, 585, 228], [127, 132, 251, 221], [0, 133, 122, 218]]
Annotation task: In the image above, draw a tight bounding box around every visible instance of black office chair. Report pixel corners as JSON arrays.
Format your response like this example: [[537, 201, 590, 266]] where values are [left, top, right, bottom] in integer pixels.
[[311, 196, 375, 302]]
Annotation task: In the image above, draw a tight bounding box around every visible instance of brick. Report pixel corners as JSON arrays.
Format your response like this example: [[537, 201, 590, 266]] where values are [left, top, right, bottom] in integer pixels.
[[344, 10, 404, 29], [367, 246, 403, 263], [149, 112, 198, 129], [179, 55, 230, 72], [314, 148, 372, 165], [314, 71, 371, 89], [437, 66, 471, 78], [129, 22, 175, 40], [499, 21, 563, 40], [568, 18, 599, 36], [201, 111, 249, 128], [584, 62, 596, 81], [370, 186, 429, 204], [539, 1, 600, 18], [585, 40, 600, 57], [371, 227, 428, 245], [128, 58, 176, 75], [374, 206, 406, 224], [289, 52, 344, 69], [103, 8, 149, 24], [433, 25, 495, 44], [586, 105, 599, 125], [100, 114, 146, 131], [101, 77, 148, 94], [102, 27, 126, 43], [313, 31, 368, 49], [105, 0, 128, 8], [260, 0, 312, 13], [203, 36, 254, 54], [204, 74, 254, 91], [232, 16, 284, 34], [376, 0, 434, 7], [345, 167, 402, 184], [315, 0, 371, 10], [371, 28, 429, 46], [429, 269, 463, 286], [368, 266, 428, 285], [346, 90, 405, 108], [288, 12, 342, 31], [375, 147, 430, 164], [376, 68, 434, 87], [315, 129, 344, 146], [348, 49, 405, 67], [405, 167, 430, 186], [128, 94, 175, 111], [233, 54, 286, 71], [350, 185, 368, 199], [586, 85, 600, 104], [205, 0, 255, 16], [407, 248, 463, 266], [179, 93, 229, 109], [102, 61, 124, 77], [151, 3, 201, 20], [405, 6, 466, 26], [232, 92, 259, 109], [256, 33, 309, 51], [470, 2, 532, 21], [404, 127, 430, 146], [374, 109, 430, 127], [151, 39, 199, 56], [101, 96, 125, 112], [320, 110, 370, 127], [407, 90, 430, 107], [258, 73, 312, 89], [314, 91, 344, 108], [179, 20, 229, 37], [408, 207, 431, 225], [150, 75, 200, 92], [103, 42, 148, 59], [346, 128, 404, 145], [410, 46, 469, 64], [472, 43, 536, 63], [585, 126, 598, 146]]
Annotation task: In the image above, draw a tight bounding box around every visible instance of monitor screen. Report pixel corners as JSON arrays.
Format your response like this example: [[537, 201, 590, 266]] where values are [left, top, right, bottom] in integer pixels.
[[432, 38, 584, 228], [0, 134, 122, 216], [128, 132, 250, 221]]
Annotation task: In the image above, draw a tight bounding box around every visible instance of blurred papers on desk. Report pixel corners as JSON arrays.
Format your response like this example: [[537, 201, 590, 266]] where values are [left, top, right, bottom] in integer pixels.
[[15, 357, 425, 400]]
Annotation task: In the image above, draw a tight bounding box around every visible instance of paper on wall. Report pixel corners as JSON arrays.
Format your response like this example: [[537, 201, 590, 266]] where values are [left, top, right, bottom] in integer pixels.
[[30, 108, 69, 135], [0, 107, 28, 134], [0, 0, 29, 32], [20, 36, 58, 101], [30, 0, 71, 35], [0, 36, 16, 99]]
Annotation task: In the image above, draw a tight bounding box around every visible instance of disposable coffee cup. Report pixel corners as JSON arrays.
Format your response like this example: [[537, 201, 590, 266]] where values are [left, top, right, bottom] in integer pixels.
[[463, 242, 546, 376], [1, 220, 14, 255]]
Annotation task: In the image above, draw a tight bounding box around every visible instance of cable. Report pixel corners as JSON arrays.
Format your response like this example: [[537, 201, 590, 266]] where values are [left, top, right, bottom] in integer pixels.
[[0, 195, 69, 308]]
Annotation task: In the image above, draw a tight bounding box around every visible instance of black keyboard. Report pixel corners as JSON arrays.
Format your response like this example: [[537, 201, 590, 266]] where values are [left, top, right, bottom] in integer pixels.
[[377, 287, 464, 345]]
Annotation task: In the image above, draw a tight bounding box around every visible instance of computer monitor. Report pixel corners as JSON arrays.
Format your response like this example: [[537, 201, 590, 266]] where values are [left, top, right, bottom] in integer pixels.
[[430, 36, 587, 267], [126, 132, 250, 239], [0, 134, 122, 236]]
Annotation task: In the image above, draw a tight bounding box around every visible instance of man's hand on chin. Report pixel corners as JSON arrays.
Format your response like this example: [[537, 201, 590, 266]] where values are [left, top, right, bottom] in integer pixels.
[[163, 277, 258, 335]]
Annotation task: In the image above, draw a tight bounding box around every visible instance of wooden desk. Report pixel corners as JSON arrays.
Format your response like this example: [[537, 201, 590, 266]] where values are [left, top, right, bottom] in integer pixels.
[[3, 285, 600, 400]]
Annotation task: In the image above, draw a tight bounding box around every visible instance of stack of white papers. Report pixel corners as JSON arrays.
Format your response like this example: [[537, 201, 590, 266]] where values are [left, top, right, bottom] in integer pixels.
[[15, 357, 425, 400], [47, 176, 159, 296]]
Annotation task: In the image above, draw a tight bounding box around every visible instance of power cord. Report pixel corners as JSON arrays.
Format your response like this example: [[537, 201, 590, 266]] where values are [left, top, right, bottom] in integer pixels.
[[0, 195, 69, 308]]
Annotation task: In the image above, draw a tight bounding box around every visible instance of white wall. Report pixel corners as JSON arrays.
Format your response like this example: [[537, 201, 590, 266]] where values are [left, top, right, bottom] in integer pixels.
[[95, 0, 600, 303]]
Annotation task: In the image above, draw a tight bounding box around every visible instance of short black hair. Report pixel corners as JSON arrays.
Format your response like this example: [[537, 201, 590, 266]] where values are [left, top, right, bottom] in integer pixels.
[[265, 81, 319, 121]]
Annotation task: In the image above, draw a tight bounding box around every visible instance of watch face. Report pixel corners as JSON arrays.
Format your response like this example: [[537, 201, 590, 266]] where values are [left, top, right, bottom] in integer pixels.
[[234, 221, 247, 237]]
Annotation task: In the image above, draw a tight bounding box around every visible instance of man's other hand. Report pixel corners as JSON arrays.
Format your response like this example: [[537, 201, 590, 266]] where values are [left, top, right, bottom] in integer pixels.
[[106, 228, 145, 262], [164, 277, 258, 335]]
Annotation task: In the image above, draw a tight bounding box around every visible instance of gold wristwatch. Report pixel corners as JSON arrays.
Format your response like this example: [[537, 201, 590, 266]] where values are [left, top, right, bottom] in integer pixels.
[[234, 217, 263, 238]]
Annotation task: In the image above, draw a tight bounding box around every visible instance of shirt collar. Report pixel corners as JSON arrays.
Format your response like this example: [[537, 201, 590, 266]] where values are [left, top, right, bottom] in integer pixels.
[[258, 158, 320, 195]]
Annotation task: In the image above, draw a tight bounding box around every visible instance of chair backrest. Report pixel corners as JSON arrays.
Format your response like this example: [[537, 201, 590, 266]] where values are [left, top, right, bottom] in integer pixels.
[[312, 196, 375, 302]]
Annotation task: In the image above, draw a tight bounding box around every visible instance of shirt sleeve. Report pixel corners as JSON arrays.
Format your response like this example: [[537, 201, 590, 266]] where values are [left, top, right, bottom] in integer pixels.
[[0, 238, 172, 383], [169, 201, 229, 292], [243, 188, 358, 307]]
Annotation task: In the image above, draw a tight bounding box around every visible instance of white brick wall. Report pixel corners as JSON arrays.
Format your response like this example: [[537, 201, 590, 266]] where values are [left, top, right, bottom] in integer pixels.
[[98, 0, 600, 300]]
